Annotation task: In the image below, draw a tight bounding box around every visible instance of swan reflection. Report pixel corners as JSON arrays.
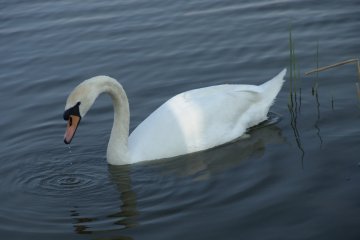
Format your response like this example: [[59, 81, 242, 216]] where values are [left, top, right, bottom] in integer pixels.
[[143, 118, 285, 180], [70, 165, 137, 238], [70, 116, 284, 237], [107, 164, 138, 228]]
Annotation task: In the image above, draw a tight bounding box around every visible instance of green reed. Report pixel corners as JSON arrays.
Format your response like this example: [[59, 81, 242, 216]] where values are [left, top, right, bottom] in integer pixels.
[[288, 26, 301, 111], [312, 40, 319, 95], [288, 25, 304, 164]]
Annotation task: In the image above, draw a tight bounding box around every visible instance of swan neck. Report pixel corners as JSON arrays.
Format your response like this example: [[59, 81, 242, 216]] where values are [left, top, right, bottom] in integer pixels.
[[100, 78, 131, 164]]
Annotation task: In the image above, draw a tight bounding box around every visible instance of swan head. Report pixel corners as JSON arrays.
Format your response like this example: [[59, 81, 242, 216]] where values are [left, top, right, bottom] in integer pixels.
[[63, 78, 100, 144]]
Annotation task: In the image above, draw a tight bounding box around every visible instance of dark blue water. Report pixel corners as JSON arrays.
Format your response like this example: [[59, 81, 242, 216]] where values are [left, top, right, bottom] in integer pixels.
[[1, 0, 360, 239]]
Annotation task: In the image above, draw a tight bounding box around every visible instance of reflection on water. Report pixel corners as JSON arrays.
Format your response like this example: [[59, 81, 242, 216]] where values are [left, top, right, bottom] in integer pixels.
[[146, 114, 285, 179], [287, 103, 305, 164], [71, 206, 93, 234], [69, 165, 137, 238], [314, 90, 323, 148], [108, 165, 138, 229], [67, 117, 285, 238]]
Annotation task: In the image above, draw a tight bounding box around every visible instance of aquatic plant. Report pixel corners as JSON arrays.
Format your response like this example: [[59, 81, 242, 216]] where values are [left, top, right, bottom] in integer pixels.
[[305, 58, 360, 77], [311, 40, 319, 95], [305, 58, 360, 104], [288, 26, 304, 163], [288, 27, 359, 164]]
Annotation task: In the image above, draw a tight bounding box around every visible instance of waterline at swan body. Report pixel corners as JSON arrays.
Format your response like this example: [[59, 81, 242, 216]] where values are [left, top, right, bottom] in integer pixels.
[[63, 69, 286, 165]]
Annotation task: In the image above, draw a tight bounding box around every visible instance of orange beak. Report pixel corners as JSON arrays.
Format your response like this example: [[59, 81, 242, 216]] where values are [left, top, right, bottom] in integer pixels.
[[64, 115, 81, 144]]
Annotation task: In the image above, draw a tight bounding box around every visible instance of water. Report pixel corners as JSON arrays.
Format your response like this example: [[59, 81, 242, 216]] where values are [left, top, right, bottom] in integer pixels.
[[1, 0, 360, 239]]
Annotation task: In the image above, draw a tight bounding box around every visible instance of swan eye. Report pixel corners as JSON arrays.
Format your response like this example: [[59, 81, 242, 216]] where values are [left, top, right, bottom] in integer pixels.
[[63, 102, 81, 121]]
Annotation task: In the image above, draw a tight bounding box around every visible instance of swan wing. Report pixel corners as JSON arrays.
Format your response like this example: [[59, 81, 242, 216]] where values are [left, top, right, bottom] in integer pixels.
[[128, 85, 262, 162], [128, 69, 286, 162]]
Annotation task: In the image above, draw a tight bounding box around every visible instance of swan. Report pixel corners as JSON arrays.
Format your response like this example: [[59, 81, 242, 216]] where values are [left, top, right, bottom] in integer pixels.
[[63, 69, 286, 165]]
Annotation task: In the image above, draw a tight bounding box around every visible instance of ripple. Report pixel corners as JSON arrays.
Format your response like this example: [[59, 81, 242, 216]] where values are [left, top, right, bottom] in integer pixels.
[[0, 149, 137, 235], [36, 173, 96, 192], [22, 167, 108, 200], [0, 144, 111, 200]]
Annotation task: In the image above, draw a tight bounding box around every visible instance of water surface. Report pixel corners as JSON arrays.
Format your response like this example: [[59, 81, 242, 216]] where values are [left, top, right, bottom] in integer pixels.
[[1, 0, 360, 239]]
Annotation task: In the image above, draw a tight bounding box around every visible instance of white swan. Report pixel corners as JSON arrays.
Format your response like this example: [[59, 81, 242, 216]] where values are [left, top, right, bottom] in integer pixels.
[[64, 69, 286, 165]]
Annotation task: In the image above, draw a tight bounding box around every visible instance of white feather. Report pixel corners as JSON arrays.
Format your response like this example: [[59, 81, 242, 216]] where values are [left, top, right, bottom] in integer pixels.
[[64, 68, 286, 165], [128, 68, 286, 162]]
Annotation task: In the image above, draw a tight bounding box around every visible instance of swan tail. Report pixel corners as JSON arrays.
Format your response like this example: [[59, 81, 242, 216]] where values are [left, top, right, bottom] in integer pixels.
[[260, 68, 286, 105]]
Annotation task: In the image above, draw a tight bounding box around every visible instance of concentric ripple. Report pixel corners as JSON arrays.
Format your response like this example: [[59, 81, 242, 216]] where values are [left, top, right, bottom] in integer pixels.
[[0, 143, 114, 200], [37, 173, 96, 192], [0, 147, 137, 235]]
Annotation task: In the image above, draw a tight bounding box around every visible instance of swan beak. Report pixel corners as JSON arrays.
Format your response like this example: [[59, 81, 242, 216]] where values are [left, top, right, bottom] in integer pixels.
[[64, 115, 81, 144]]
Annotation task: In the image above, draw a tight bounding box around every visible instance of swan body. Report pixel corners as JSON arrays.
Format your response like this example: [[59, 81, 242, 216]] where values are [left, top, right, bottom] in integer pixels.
[[64, 69, 286, 165]]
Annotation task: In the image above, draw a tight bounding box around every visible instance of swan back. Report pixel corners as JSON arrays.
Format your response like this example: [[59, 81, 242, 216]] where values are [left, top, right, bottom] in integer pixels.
[[128, 69, 286, 163]]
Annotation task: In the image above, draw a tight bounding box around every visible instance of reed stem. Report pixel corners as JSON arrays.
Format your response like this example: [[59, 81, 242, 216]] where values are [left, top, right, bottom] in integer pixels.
[[305, 58, 359, 77]]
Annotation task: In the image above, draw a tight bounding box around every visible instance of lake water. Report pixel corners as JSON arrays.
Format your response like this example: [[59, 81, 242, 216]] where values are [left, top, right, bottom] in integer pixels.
[[1, 0, 360, 239]]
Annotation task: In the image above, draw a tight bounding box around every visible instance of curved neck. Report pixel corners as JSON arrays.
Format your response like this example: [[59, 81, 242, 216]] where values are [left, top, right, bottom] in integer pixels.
[[94, 77, 131, 164]]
